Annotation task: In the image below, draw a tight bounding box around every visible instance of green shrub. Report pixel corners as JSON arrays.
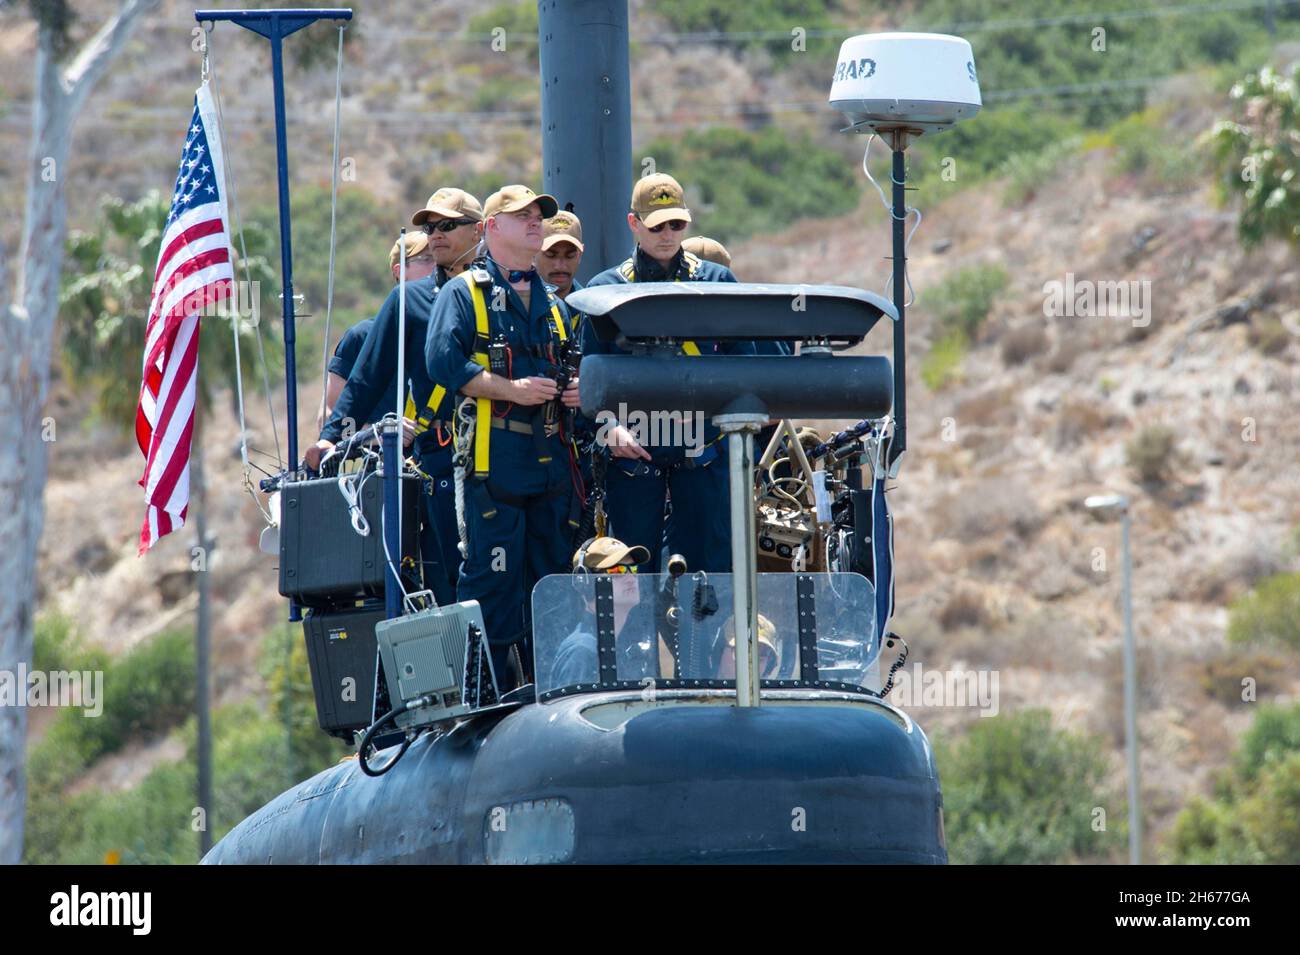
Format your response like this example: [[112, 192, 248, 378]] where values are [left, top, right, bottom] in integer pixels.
[[468, 0, 539, 60], [1168, 703, 1300, 863], [27, 627, 194, 795], [913, 105, 1082, 190], [909, 0, 1291, 128], [1000, 136, 1083, 205], [1235, 701, 1300, 784], [25, 624, 347, 863], [1108, 110, 1206, 190], [1125, 424, 1180, 484], [1228, 572, 1300, 650], [638, 126, 857, 242], [32, 612, 105, 673], [925, 263, 1009, 342], [935, 709, 1120, 864], [1247, 314, 1293, 355], [921, 332, 967, 391], [652, 0, 837, 58]]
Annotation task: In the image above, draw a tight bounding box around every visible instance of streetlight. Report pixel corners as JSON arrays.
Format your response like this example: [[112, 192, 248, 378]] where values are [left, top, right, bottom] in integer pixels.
[[1085, 493, 1140, 865]]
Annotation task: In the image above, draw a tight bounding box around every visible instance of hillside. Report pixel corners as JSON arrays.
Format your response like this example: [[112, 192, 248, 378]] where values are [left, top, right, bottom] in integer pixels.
[[7, 0, 1300, 863]]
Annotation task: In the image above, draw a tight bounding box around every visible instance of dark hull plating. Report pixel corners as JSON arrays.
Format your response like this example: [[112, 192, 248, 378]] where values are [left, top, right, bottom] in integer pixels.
[[202, 691, 946, 864]]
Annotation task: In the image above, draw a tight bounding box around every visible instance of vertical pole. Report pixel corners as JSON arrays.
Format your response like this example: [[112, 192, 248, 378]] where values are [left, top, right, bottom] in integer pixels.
[[268, 24, 299, 472], [192, 419, 213, 859], [539, 0, 633, 284], [382, 418, 402, 620], [394, 228, 407, 593], [889, 146, 907, 467], [725, 425, 761, 707], [1121, 509, 1141, 864]]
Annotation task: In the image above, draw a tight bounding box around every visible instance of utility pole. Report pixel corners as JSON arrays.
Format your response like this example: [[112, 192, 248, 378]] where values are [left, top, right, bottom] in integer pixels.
[[538, 0, 633, 284], [1086, 493, 1140, 864]]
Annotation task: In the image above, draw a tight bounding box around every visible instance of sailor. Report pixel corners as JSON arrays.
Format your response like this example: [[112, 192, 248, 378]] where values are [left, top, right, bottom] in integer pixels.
[[582, 173, 754, 576], [546, 537, 650, 689], [425, 184, 580, 686], [679, 235, 731, 270], [534, 210, 584, 300], [306, 187, 485, 606], [317, 232, 435, 432]]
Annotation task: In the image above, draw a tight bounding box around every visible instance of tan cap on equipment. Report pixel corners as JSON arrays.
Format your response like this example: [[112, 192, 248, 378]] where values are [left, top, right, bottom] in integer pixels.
[[631, 173, 692, 228], [572, 536, 650, 572], [484, 184, 559, 220], [389, 231, 433, 268], [542, 211, 585, 252], [411, 187, 484, 226], [681, 236, 731, 269]]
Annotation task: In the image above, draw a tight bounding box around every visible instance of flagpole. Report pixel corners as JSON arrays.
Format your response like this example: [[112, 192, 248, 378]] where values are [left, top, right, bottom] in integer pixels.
[[195, 8, 353, 625], [192, 7, 353, 472]]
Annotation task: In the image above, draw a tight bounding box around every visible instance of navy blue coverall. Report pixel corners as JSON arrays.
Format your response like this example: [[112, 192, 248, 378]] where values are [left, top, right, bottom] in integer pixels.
[[426, 258, 578, 681], [320, 270, 460, 606], [328, 319, 397, 424], [582, 248, 754, 576]]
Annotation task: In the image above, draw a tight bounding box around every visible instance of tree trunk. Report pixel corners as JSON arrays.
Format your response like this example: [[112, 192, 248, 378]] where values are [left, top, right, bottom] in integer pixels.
[[0, 0, 160, 865]]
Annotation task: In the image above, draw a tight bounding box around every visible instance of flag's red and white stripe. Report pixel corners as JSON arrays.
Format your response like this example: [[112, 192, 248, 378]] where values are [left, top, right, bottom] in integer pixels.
[[136, 85, 233, 555]]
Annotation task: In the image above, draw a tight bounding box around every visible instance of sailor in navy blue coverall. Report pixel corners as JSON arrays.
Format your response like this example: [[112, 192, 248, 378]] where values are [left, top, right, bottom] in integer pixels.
[[425, 185, 580, 685], [582, 173, 754, 576], [307, 190, 485, 606]]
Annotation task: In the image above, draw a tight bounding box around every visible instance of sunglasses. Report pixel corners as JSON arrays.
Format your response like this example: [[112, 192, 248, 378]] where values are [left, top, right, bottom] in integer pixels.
[[642, 219, 688, 234], [423, 217, 476, 234], [606, 564, 638, 575]]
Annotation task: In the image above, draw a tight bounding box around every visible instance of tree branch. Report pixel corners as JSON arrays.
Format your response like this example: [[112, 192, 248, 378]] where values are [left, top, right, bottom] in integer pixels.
[[64, 0, 161, 116]]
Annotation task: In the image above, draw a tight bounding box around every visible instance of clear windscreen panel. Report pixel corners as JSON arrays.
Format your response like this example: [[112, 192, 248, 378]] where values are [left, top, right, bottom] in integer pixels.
[[531, 572, 878, 697]]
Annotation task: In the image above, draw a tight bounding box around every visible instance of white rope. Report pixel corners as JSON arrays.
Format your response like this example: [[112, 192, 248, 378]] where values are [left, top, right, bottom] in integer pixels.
[[453, 397, 476, 557], [205, 23, 275, 523], [319, 23, 346, 423]]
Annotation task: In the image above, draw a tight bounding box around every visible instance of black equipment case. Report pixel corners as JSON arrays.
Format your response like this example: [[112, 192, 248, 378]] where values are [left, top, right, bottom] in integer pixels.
[[278, 470, 420, 608], [302, 603, 389, 740]]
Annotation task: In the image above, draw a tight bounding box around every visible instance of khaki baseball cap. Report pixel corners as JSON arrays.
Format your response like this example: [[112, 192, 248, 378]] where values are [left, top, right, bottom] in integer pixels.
[[483, 184, 559, 220], [542, 210, 584, 252], [631, 173, 692, 228], [389, 231, 433, 268], [681, 236, 731, 269], [411, 187, 484, 226], [572, 536, 650, 572]]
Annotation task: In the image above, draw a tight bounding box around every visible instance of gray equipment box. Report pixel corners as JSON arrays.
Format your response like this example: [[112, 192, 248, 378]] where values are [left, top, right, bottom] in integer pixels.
[[375, 600, 494, 730]]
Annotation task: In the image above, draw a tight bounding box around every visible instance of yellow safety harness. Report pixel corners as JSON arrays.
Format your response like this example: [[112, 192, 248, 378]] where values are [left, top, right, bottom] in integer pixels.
[[457, 267, 567, 479]]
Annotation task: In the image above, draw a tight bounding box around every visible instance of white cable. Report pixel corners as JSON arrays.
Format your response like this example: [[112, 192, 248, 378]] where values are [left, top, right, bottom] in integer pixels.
[[320, 23, 346, 425], [862, 135, 922, 307]]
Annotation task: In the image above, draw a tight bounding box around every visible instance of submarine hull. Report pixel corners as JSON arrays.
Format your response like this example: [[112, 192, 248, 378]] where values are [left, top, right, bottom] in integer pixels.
[[202, 691, 946, 864]]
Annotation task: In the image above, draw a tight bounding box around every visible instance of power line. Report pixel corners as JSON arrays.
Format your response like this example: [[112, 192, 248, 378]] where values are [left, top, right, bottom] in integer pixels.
[[362, 0, 1300, 44], [0, 71, 1214, 134]]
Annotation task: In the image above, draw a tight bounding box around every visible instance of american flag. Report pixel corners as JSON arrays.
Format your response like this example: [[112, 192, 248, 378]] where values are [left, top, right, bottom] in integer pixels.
[[135, 85, 233, 555]]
